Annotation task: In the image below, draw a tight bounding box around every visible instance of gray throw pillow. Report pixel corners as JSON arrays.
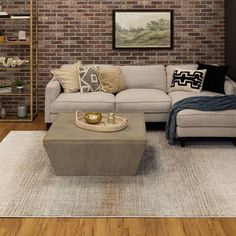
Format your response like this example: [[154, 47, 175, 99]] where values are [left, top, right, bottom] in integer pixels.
[[78, 66, 101, 93]]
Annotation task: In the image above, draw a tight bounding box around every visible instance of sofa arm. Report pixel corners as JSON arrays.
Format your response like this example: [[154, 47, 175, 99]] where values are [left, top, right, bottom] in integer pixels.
[[225, 76, 236, 95], [45, 78, 61, 123]]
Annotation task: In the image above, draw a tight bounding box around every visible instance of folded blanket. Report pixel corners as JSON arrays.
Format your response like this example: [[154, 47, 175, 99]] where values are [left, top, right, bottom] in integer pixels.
[[166, 95, 236, 145]]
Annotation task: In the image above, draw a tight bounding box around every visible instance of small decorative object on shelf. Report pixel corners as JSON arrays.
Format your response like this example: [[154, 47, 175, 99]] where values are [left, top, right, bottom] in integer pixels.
[[0, 30, 4, 43], [107, 112, 115, 124], [0, 57, 29, 67], [7, 36, 18, 41], [0, 82, 12, 93], [0, 107, 7, 119], [0, 6, 9, 18], [14, 79, 24, 90], [18, 31, 26, 41], [17, 103, 27, 118], [84, 112, 102, 124]]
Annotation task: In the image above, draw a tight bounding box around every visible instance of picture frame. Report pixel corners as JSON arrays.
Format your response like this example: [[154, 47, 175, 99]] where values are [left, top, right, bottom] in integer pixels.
[[113, 9, 173, 49]]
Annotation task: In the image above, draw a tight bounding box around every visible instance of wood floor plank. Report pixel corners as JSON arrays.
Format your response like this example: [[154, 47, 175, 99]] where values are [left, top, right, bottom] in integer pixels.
[[0, 114, 235, 236], [0, 218, 235, 236]]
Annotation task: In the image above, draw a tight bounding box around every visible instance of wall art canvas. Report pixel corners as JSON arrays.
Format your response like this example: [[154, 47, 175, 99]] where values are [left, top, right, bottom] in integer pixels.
[[113, 10, 173, 49]]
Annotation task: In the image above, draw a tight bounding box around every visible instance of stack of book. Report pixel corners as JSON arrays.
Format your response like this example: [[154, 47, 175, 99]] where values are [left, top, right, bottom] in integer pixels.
[[0, 84, 12, 94], [10, 14, 30, 19], [0, 12, 10, 18]]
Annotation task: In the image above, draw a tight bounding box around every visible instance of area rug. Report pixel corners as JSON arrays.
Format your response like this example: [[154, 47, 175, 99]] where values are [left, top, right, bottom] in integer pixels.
[[0, 131, 236, 217]]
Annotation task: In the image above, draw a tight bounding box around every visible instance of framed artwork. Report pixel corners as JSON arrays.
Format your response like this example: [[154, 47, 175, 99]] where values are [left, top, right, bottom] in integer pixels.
[[113, 9, 173, 49]]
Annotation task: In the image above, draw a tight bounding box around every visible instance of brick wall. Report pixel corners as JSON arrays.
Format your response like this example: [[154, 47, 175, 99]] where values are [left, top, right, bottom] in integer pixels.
[[10, 0, 228, 111]]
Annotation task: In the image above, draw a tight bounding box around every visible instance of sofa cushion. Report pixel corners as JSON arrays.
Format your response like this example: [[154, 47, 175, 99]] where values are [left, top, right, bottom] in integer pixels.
[[51, 92, 115, 113], [169, 91, 236, 127], [115, 89, 171, 113], [197, 62, 229, 94], [78, 66, 101, 93], [169, 90, 222, 105], [120, 65, 167, 91], [169, 69, 207, 93], [51, 61, 82, 93], [95, 64, 115, 70], [166, 64, 198, 91], [97, 66, 127, 94], [176, 109, 236, 127]]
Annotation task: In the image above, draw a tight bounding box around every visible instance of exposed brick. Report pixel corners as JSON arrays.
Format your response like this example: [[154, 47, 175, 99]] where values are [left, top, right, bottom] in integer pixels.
[[0, 0, 225, 112]]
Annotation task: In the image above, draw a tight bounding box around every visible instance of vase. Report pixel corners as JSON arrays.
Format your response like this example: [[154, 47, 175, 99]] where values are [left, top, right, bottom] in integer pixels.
[[17, 104, 27, 118], [0, 108, 7, 119]]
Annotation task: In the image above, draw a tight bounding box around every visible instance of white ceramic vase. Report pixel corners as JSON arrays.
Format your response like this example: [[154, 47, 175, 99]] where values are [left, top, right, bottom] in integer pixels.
[[0, 107, 7, 119]]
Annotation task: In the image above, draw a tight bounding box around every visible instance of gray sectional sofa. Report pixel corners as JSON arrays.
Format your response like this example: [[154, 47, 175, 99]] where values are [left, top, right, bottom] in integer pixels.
[[45, 64, 236, 139]]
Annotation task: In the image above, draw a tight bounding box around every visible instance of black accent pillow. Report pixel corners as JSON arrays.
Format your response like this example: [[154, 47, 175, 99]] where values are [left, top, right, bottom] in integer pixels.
[[197, 62, 229, 94]]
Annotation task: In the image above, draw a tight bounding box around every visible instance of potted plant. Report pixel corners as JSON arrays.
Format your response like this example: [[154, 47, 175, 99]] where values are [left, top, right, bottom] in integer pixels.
[[0, 30, 4, 43], [14, 79, 24, 89]]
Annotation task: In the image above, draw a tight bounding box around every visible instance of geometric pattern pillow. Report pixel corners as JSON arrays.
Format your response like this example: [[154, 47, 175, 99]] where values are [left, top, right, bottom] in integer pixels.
[[77, 66, 101, 93], [169, 69, 207, 93]]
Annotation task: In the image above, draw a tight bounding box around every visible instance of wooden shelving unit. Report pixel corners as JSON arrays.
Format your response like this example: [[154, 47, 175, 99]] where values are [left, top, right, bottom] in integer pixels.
[[0, 0, 38, 122]]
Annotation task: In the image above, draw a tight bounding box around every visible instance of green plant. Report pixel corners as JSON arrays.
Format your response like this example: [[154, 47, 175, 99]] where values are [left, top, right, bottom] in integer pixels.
[[15, 79, 24, 87], [0, 30, 4, 36]]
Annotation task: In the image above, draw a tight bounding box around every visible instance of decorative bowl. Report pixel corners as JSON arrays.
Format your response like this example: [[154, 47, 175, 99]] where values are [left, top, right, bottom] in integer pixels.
[[84, 112, 102, 124]]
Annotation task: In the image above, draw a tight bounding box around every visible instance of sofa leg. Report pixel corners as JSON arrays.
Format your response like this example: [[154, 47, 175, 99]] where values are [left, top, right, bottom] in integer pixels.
[[46, 123, 52, 130], [179, 138, 186, 147]]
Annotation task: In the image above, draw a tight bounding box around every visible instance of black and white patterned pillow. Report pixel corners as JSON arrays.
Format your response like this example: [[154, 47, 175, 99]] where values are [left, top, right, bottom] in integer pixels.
[[78, 66, 101, 93], [169, 69, 207, 93]]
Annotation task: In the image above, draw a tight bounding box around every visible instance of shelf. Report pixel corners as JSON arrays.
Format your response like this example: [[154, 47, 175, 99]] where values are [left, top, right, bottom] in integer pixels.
[[0, 114, 32, 122], [0, 64, 37, 71], [0, 89, 30, 96], [0, 0, 38, 123], [0, 40, 29, 46], [0, 14, 30, 20], [0, 40, 37, 46], [0, 113, 38, 122]]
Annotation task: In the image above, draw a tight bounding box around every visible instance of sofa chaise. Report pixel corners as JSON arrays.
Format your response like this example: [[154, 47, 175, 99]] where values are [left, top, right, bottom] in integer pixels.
[[45, 64, 236, 140]]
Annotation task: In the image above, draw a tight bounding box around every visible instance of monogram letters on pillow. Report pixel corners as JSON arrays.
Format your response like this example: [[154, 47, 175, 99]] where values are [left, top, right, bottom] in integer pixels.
[[169, 69, 207, 93], [77, 66, 101, 93]]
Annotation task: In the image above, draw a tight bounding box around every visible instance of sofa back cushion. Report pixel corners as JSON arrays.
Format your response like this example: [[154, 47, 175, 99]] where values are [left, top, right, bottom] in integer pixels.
[[91, 64, 115, 70], [120, 65, 167, 91], [166, 64, 198, 92]]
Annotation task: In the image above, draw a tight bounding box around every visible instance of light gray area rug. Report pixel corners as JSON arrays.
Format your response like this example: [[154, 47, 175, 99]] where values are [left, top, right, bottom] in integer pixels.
[[0, 131, 236, 217]]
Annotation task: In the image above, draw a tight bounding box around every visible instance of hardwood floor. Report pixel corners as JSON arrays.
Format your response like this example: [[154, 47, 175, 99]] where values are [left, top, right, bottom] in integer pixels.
[[0, 113, 235, 236], [0, 218, 235, 236]]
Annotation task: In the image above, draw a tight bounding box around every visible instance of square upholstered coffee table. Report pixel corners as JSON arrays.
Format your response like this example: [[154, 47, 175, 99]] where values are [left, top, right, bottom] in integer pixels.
[[43, 112, 147, 176]]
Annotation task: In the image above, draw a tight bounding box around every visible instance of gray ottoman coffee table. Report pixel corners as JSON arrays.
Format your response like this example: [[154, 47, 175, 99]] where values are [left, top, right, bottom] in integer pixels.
[[43, 112, 147, 176]]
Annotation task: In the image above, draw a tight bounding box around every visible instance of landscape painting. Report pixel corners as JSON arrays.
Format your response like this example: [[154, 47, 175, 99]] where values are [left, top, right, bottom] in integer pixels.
[[113, 10, 173, 49]]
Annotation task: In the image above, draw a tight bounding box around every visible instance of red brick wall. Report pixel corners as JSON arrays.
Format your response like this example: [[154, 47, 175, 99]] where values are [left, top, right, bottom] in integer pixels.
[[37, 0, 225, 111]]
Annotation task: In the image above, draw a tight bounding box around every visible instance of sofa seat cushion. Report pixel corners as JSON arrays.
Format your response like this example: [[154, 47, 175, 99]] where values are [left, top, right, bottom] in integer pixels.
[[51, 92, 115, 113], [115, 89, 171, 113], [169, 91, 236, 127], [169, 90, 223, 105]]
